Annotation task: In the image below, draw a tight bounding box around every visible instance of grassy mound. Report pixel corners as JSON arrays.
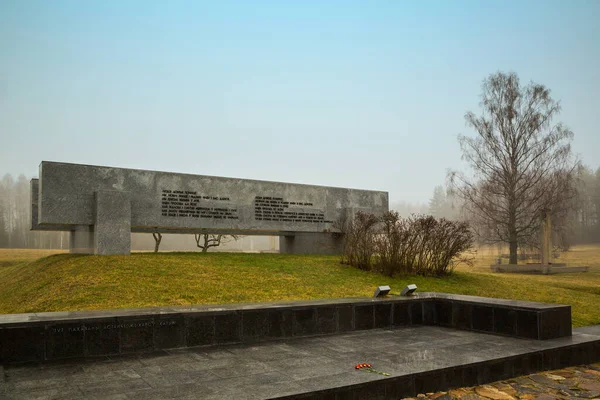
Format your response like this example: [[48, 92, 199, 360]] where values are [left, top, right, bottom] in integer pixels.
[[0, 247, 599, 327]]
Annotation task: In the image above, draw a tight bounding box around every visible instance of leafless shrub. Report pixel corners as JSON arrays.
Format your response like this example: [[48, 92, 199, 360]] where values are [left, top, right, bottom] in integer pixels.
[[410, 216, 474, 276], [373, 211, 403, 276], [339, 211, 379, 270], [342, 212, 474, 277]]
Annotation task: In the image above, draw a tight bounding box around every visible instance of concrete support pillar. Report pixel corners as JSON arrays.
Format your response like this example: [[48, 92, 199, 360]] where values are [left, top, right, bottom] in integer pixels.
[[279, 232, 343, 255], [540, 211, 552, 266], [94, 190, 131, 255], [69, 226, 95, 254]]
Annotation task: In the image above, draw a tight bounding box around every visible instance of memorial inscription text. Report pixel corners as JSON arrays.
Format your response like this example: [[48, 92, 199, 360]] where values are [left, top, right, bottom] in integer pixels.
[[161, 190, 238, 219], [254, 196, 333, 223], [51, 320, 177, 333]]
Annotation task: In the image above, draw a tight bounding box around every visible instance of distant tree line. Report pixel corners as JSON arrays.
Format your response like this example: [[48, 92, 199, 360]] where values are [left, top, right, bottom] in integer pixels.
[[568, 166, 600, 244], [0, 173, 244, 251], [427, 166, 600, 250], [0, 174, 69, 249], [1, 167, 599, 250]]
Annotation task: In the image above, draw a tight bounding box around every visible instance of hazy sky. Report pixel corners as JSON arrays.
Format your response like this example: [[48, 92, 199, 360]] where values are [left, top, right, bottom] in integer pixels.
[[1, 1, 599, 203]]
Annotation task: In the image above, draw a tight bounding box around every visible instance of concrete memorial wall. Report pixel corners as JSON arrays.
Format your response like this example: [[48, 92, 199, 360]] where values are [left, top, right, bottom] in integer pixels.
[[31, 161, 388, 255]]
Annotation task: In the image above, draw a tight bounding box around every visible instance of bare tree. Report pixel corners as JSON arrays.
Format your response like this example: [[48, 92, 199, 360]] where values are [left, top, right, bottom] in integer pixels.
[[449, 72, 579, 264], [152, 232, 162, 253], [193, 234, 240, 252]]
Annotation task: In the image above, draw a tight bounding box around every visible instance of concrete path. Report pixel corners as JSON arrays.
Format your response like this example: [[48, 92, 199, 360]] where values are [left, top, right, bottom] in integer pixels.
[[1, 325, 599, 399]]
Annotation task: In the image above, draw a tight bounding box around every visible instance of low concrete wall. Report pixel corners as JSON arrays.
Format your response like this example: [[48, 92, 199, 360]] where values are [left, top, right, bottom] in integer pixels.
[[491, 264, 589, 274], [0, 293, 572, 364]]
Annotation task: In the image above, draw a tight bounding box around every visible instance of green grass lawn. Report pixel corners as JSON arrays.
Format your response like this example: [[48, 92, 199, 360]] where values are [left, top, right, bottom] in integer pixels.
[[0, 246, 599, 327]]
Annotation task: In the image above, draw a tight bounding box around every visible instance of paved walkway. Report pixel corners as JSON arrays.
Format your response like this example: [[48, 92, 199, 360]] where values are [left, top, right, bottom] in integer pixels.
[[1, 325, 599, 399], [408, 363, 600, 399]]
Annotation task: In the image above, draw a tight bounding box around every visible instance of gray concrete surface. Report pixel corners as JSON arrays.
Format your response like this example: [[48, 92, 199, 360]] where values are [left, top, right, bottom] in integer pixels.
[[69, 226, 94, 254], [36, 161, 387, 232], [32, 161, 388, 255], [94, 190, 131, 255], [279, 232, 344, 255]]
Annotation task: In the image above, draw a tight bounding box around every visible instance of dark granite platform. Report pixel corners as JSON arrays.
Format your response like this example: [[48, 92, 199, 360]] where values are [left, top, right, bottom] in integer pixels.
[[0, 294, 589, 399], [1, 325, 599, 400], [0, 293, 573, 365]]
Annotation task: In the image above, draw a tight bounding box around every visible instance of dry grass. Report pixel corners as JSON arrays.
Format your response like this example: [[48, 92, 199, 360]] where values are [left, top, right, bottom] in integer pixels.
[[455, 245, 600, 326], [0, 246, 598, 327], [0, 248, 66, 263]]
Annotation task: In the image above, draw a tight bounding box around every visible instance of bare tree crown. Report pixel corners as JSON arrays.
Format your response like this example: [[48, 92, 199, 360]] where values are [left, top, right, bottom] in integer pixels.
[[449, 72, 579, 263]]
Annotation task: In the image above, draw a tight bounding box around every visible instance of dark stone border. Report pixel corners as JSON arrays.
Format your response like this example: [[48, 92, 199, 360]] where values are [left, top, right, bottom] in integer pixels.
[[0, 293, 572, 364], [274, 336, 600, 400], [0, 365, 5, 397]]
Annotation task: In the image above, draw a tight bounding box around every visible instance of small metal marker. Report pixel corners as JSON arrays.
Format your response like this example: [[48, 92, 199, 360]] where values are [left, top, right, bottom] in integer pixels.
[[373, 285, 391, 298], [400, 284, 417, 296]]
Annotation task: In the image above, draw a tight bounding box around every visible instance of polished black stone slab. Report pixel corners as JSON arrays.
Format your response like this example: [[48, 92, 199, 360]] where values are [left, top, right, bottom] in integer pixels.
[[1, 325, 598, 400], [0, 293, 573, 364]]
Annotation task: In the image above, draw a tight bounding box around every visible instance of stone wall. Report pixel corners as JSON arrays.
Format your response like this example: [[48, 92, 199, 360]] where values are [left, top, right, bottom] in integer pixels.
[[32, 161, 388, 254]]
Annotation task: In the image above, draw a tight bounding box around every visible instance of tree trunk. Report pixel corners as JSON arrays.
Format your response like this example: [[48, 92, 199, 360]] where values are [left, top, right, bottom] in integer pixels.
[[508, 199, 518, 264], [153, 232, 162, 253], [508, 236, 518, 264], [201, 234, 210, 252]]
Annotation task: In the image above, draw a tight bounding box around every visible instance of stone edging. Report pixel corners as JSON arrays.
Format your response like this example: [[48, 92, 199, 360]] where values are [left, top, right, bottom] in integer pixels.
[[0, 293, 572, 364]]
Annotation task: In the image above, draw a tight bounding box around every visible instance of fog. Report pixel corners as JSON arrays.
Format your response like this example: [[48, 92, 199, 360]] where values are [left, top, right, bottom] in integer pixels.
[[1, 2, 599, 249], [2, 169, 599, 250]]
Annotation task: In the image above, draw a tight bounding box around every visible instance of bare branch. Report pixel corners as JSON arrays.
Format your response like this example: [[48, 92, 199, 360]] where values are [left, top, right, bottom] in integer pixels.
[[448, 72, 578, 264]]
